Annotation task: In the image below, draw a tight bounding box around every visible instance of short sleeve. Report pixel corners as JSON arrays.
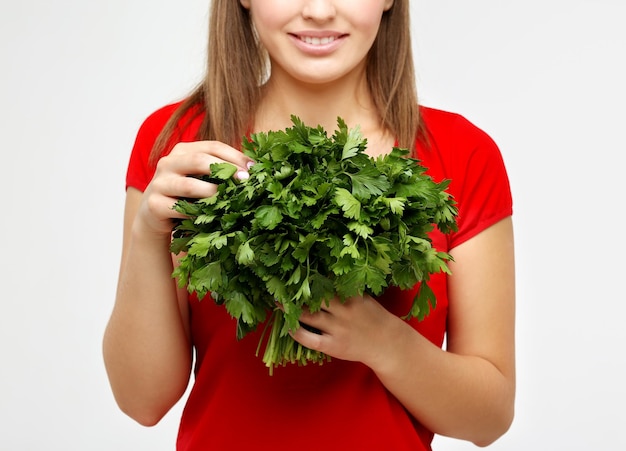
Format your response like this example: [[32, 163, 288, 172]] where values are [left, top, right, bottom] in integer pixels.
[[125, 103, 182, 192], [446, 117, 513, 248], [418, 107, 513, 250]]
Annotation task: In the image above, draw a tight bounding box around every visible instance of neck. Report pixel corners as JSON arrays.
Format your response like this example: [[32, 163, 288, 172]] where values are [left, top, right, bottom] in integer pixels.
[[255, 66, 380, 135]]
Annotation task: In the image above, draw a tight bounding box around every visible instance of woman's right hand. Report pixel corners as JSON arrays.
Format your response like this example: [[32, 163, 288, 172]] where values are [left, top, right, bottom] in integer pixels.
[[103, 140, 254, 425], [136, 141, 254, 236]]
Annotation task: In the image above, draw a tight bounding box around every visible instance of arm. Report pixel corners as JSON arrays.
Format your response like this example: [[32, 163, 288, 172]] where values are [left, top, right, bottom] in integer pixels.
[[292, 217, 516, 446], [103, 141, 254, 426], [102, 187, 193, 427]]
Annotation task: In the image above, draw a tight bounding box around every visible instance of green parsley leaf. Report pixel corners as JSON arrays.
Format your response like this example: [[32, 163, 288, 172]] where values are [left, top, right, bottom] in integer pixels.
[[170, 116, 458, 373]]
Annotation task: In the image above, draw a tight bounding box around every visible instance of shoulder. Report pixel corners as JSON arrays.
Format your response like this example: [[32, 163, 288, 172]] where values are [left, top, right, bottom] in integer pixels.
[[419, 105, 498, 153], [136, 101, 185, 139], [125, 101, 187, 192], [417, 105, 505, 177], [134, 99, 205, 157]]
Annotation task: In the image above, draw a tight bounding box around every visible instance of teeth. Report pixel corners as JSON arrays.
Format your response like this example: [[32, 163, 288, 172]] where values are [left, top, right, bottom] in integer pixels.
[[301, 36, 335, 45]]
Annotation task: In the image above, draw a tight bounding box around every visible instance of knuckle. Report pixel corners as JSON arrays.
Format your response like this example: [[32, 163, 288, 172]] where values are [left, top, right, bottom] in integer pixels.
[[154, 154, 174, 174], [188, 151, 210, 169], [307, 332, 325, 352], [175, 176, 200, 198], [145, 193, 164, 216], [170, 141, 191, 154]]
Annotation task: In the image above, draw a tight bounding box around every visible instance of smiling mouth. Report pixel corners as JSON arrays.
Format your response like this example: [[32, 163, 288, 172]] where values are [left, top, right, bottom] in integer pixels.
[[299, 36, 337, 45]]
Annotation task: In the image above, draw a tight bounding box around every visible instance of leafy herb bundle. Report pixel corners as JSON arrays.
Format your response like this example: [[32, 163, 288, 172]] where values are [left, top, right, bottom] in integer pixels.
[[171, 116, 458, 373]]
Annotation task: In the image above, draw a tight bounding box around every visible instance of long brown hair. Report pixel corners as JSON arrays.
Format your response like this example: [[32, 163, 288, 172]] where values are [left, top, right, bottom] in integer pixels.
[[151, 0, 421, 163]]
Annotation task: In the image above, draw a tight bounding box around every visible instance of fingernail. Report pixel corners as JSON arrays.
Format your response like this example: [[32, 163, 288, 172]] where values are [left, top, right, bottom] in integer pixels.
[[236, 170, 249, 180], [246, 161, 255, 170]]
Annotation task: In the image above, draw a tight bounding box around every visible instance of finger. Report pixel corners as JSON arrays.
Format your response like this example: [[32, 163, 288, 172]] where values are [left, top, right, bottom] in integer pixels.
[[290, 324, 327, 352], [299, 323, 323, 335], [195, 140, 255, 170], [138, 192, 193, 235], [297, 308, 331, 332], [317, 295, 367, 315], [149, 171, 219, 203], [171, 173, 219, 200], [168, 141, 254, 176]]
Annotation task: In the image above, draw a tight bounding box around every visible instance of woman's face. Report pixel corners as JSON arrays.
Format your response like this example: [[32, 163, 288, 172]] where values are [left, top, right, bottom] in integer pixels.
[[239, 0, 394, 85]]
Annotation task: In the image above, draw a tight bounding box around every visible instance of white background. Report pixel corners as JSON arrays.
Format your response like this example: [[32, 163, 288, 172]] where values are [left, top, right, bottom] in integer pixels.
[[1, 1, 625, 450]]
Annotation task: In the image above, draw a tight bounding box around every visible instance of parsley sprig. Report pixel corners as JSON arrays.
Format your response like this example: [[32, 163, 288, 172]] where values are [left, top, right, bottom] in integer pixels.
[[171, 116, 458, 373]]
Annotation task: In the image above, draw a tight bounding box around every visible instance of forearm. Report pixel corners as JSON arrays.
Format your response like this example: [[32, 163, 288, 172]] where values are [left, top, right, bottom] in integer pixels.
[[103, 228, 192, 425], [371, 319, 515, 446]]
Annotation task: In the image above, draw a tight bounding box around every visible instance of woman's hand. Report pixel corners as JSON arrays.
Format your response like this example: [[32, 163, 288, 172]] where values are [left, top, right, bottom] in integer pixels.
[[136, 141, 254, 236], [290, 295, 407, 369], [290, 220, 515, 446]]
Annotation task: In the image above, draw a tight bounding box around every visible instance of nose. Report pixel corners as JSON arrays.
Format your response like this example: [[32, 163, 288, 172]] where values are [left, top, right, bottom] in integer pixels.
[[302, 0, 337, 21]]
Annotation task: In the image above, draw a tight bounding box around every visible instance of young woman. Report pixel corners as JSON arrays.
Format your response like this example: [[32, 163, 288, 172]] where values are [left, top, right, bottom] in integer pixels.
[[103, 1, 516, 450]]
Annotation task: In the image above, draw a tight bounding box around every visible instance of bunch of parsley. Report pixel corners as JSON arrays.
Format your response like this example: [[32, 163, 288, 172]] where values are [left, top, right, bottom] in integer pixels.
[[171, 116, 457, 373]]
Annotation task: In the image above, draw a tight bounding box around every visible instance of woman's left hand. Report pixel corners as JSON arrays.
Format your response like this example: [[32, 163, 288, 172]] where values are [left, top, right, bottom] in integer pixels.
[[289, 295, 407, 369]]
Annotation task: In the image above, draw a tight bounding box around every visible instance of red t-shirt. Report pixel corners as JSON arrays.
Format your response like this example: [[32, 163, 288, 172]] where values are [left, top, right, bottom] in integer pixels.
[[125, 103, 513, 451]]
